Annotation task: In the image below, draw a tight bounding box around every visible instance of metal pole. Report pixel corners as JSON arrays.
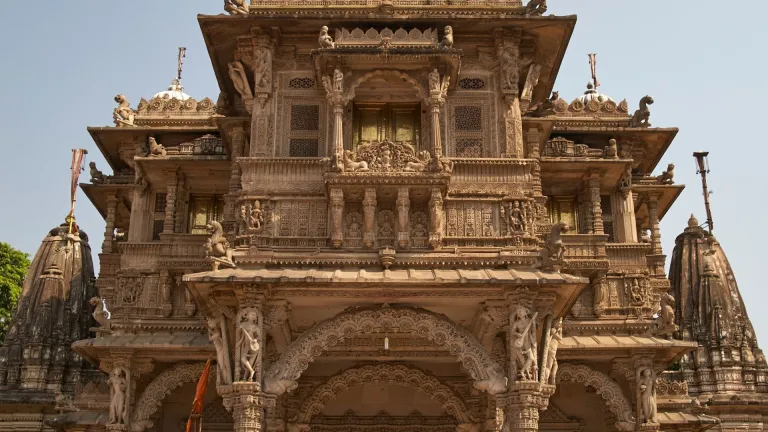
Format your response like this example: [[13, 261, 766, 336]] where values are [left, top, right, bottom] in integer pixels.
[[693, 151, 713, 234]]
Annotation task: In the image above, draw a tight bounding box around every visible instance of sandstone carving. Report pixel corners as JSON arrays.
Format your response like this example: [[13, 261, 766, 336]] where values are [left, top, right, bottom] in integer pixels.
[[525, 0, 547, 16], [655, 292, 679, 339], [236, 308, 261, 382], [630, 95, 653, 128], [208, 317, 233, 385], [557, 364, 635, 430], [638, 368, 658, 424], [112, 94, 136, 127], [540, 318, 562, 385], [148, 137, 167, 157], [440, 25, 454, 48], [204, 220, 235, 271], [340, 140, 435, 173], [89, 297, 110, 327], [603, 138, 618, 159], [509, 305, 538, 381], [541, 221, 568, 267], [108, 368, 128, 424], [657, 163, 674, 185], [89, 162, 105, 184], [228, 61, 253, 102], [224, 0, 249, 15], [318, 25, 335, 48]]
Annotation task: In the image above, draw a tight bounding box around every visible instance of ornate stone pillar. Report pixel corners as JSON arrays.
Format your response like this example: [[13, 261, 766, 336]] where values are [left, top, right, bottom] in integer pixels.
[[159, 270, 172, 317], [428, 187, 444, 249], [634, 357, 660, 431], [104, 353, 153, 432], [128, 167, 152, 242], [587, 171, 604, 235], [397, 187, 410, 249], [592, 273, 608, 317], [614, 168, 637, 242], [495, 28, 525, 158], [163, 168, 179, 235], [322, 69, 347, 160], [499, 381, 555, 432], [426, 69, 449, 157], [225, 125, 248, 232], [525, 126, 540, 159], [363, 188, 377, 248], [102, 194, 118, 253], [236, 28, 275, 157], [648, 193, 662, 255], [176, 272, 196, 317], [329, 188, 344, 248]]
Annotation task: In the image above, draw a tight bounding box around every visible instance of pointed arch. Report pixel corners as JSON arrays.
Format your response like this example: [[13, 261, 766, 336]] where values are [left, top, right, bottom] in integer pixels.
[[556, 363, 635, 431], [264, 306, 505, 396], [296, 364, 472, 423], [346, 70, 427, 102]]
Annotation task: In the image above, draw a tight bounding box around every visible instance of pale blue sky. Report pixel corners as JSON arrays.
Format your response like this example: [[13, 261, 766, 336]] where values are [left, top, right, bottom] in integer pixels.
[[1, 1, 766, 341]]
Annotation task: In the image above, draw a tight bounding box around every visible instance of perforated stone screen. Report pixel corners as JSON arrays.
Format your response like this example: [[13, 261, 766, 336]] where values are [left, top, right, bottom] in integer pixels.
[[290, 105, 320, 131], [456, 138, 483, 157], [458, 78, 485, 90], [288, 77, 316, 89], [289, 138, 319, 157], [454, 106, 482, 131]]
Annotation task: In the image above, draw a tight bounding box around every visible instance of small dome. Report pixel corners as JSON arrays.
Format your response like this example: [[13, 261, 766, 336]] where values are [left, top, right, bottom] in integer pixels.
[[152, 78, 191, 101], [688, 213, 699, 228], [579, 82, 613, 104]]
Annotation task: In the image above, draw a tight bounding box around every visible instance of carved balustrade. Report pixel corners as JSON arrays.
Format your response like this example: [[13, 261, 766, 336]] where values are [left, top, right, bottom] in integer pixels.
[[119, 243, 162, 270], [251, 0, 522, 9], [239, 157, 327, 195], [605, 243, 651, 272], [560, 234, 608, 261]]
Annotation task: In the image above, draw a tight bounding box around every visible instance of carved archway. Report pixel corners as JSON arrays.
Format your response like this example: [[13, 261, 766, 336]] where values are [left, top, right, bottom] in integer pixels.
[[556, 363, 634, 431], [346, 70, 427, 102], [296, 364, 472, 424], [132, 362, 212, 429], [264, 306, 505, 395]]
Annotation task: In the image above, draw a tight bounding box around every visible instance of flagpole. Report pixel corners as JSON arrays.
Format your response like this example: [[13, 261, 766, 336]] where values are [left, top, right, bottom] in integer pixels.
[[68, 149, 88, 235]]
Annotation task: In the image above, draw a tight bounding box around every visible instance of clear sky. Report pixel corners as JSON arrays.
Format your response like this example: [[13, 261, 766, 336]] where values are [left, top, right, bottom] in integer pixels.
[[1, 1, 766, 341]]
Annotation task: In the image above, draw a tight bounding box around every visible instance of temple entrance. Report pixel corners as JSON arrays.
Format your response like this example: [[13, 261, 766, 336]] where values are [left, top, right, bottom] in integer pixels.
[[352, 103, 421, 150]]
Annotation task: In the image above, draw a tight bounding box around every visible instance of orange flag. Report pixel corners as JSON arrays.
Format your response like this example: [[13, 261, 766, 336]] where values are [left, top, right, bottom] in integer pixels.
[[186, 357, 212, 432]]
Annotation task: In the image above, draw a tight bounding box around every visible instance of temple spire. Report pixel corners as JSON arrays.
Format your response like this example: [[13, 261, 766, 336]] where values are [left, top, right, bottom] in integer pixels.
[[693, 151, 714, 234]]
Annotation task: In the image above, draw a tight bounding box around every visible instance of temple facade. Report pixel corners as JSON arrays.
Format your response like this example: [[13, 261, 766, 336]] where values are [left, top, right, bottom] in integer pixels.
[[1, 0, 767, 431]]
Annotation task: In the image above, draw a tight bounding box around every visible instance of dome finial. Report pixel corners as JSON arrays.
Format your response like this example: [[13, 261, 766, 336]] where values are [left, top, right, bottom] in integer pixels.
[[688, 213, 699, 228]]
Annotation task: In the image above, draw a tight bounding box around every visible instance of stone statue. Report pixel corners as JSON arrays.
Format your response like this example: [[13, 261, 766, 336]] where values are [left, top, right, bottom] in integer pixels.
[[526, 91, 558, 117], [89, 297, 110, 327], [318, 25, 335, 48], [525, 0, 547, 16], [108, 368, 128, 424], [237, 309, 261, 381], [499, 45, 519, 91], [208, 317, 233, 385], [510, 305, 538, 381], [224, 0, 249, 15], [541, 221, 568, 266], [428, 191, 445, 249], [204, 220, 235, 271], [237, 204, 248, 235], [148, 137, 167, 157], [630, 95, 654, 128], [89, 161, 105, 184], [333, 69, 344, 93], [656, 292, 678, 339], [473, 364, 507, 395], [504, 201, 526, 234], [253, 48, 272, 90], [249, 201, 264, 231], [440, 25, 454, 48], [403, 150, 431, 172], [639, 229, 651, 243], [639, 368, 658, 424], [113, 94, 136, 127], [343, 150, 370, 172], [657, 163, 674, 185], [603, 138, 618, 159], [429, 69, 440, 93], [540, 318, 563, 385], [228, 61, 253, 101]]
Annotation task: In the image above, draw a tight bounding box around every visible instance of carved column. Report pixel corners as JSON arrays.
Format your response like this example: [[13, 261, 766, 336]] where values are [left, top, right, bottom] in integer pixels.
[[105, 354, 153, 432], [329, 188, 344, 248], [176, 273, 195, 317], [128, 168, 152, 242], [495, 28, 525, 158], [163, 168, 179, 235], [159, 270, 172, 317], [237, 28, 275, 157], [525, 126, 540, 159], [648, 193, 662, 255], [363, 188, 377, 248], [587, 171, 604, 235], [397, 187, 410, 249], [592, 273, 608, 317], [634, 357, 660, 431], [426, 69, 449, 157], [102, 194, 118, 253], [332, 104, 345, 158], [428, 188, 444, 249], [322, 69, 347, 160], [225, 125, 248, 232]]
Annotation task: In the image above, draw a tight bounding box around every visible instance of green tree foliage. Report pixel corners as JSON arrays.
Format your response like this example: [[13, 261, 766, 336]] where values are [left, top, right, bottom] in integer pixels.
[[0, 242, 30, 343]]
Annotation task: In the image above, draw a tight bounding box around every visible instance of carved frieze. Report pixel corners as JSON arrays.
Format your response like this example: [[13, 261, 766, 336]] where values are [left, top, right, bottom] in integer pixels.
[[341, 140, 433, 173]]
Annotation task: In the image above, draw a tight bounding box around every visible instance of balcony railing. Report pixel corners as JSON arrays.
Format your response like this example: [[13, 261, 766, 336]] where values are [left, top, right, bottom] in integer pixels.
[[561, 234, 608, 260]]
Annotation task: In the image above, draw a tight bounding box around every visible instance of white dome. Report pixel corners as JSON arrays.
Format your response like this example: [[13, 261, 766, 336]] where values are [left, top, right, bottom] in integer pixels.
[[152, 79, 191, 101], [579, 82, 613, 104]]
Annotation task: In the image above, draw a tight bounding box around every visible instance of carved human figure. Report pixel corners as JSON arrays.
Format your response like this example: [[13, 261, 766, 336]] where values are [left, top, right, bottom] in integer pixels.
[[228, 61, 253, 101], [499, 46, 519, 91], [629, 279, 644, 305], [593, 276, 607, 315], [249, 201, 263, 231], [108, 368, 128, 424], [428, 69, 441, 93], [603, 138, 618, 159], [440, 25, 454, 48], [237, 309, 261, 381], [428, 190, 445, 249], [509, 305, 538, 380], [208, 317, 233, 385], [113, 94, 136, 127], [148, 137, 167, 157], [540, 318, 563, 385], [318, 25, 335, 48], [332, 69, 344, 93], [639, 368, 658, 423], [224, 0, 249, 15], [253, 48, 272, 90], [509, 201, 525, 233], [89, 161, 105, 183]]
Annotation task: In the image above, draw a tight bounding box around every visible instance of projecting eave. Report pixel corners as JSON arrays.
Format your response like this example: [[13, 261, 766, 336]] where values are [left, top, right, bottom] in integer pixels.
[[79, 182, 133, 228], [198, 14, 576, 110], [549, 126, 678, 176], [71, 332, 212, 366], [184, 267, 589, 318], [559, 334, 697, 364], [133, 156, 231, 191], [87, 126, 219, 173], [634, 183, 685, 228]]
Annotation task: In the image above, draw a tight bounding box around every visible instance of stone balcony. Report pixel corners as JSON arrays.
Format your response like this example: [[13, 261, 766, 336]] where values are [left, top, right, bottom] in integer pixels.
[[117, 234, 207, 272]]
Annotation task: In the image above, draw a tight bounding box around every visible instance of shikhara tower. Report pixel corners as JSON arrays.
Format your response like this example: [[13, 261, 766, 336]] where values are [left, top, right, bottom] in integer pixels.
[[0, 0, 766, 431]]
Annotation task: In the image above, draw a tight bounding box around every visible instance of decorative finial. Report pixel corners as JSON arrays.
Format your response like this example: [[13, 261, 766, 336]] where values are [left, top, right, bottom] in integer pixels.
[[688, 214, 699, 228], [693, 151, 714, 234]]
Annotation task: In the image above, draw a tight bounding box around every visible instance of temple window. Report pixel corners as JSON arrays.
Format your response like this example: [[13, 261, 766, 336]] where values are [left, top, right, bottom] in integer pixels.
[[187, 194, 225, 234], [152, 193, 167, 241], [601, 195, 615, 242], [447, 102, 487, 157], [548, 196, 579, 232], [288, 104, 321, 157], [351, 103, 421, 149]]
